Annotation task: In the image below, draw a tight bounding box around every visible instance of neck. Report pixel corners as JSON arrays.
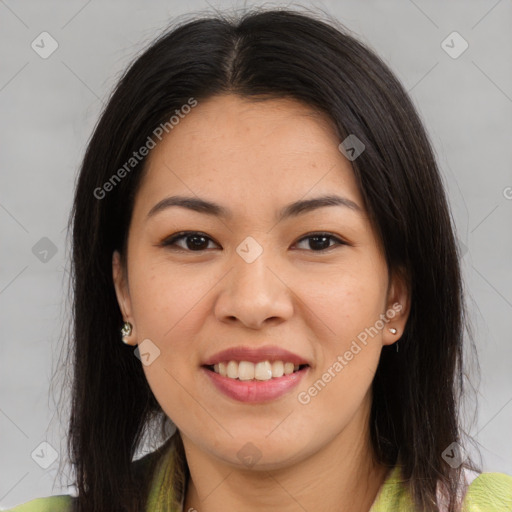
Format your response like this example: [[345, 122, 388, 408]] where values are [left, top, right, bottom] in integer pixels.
[[181, 399, 389, 512]]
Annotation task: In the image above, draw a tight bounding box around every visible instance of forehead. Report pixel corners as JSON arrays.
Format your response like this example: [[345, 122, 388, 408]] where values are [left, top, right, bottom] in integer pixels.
[[134, 94, 364, 217]]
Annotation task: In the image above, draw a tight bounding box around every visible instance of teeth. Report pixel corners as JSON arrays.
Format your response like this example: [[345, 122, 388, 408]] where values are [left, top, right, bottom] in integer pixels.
[[254, 361, 272, 380], [226, 361, 238, 379], [210, 360, 304, 380], [239, 361, 255, 381], [284, 362, 295, 375], [271, 360, 284, 378]]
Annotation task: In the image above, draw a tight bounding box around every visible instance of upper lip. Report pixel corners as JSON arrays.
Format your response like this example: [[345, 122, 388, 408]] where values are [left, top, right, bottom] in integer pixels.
[[202, 345, 310, 366]]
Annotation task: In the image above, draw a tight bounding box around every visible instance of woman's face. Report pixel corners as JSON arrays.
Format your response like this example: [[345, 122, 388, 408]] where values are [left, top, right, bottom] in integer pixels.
[[113, 94, 409, 469]]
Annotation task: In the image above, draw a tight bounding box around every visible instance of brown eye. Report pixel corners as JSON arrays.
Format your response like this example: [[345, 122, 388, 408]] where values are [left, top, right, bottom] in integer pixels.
[[294, 233, 346, 252], [161, 231, 218, 251], [160, 231, 346, 253]]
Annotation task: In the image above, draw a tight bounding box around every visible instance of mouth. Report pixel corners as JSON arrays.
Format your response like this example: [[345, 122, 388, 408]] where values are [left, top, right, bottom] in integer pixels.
[[202, 361, 310, 381], [200, 345, 311, 401], [201, 361, 310, 403]]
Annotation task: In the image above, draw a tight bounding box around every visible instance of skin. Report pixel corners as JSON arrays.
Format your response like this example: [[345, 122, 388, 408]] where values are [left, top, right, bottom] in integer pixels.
[[113, 94, 410, 512]]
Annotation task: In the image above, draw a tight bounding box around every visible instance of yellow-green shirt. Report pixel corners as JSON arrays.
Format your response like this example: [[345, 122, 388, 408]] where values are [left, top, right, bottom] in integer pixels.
[[4, 437, 512, 511]]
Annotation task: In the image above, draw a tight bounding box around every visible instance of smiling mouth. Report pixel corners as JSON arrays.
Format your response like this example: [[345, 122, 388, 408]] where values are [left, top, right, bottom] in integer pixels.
[[203, 361, 309, 381]]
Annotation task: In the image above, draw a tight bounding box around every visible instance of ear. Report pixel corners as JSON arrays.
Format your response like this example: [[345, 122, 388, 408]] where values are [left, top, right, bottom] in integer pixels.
[[112, 250, 137, 345], [382, 265, 410, 347]]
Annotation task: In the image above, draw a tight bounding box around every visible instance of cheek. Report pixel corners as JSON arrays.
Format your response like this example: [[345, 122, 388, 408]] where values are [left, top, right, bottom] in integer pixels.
[[131, 262, 211, 423], [129, 259, 213, 339], [128, 261, 220, 402], [300, 264, 387, 345], [295, 275, 384, 427]]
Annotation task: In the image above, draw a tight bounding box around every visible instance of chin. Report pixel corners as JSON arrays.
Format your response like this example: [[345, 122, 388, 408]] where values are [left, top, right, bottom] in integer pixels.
[[209, 435, 314, 471]]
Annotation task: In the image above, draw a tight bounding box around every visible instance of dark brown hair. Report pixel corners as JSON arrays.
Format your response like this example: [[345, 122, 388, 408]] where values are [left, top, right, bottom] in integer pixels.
[[62, 7, 479, 511]]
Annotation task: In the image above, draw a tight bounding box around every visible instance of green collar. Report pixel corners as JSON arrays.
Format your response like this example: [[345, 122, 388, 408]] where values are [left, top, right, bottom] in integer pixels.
[[142, 436, 413, 512], [141, 439, 512, 511], [368, 464, 415, 511]]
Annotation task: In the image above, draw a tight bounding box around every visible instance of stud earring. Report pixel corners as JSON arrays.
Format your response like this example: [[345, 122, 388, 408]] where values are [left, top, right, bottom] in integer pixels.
[[388, 327, 400, 352], [121, 322, 133, 344]]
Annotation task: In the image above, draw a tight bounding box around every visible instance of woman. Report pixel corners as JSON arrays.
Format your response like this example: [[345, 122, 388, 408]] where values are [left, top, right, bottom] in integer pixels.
[[7, 8, 512, 512]]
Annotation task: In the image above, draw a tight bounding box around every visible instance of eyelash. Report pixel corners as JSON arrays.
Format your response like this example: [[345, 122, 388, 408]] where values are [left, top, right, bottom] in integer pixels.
[[160, 231, 347, 253]]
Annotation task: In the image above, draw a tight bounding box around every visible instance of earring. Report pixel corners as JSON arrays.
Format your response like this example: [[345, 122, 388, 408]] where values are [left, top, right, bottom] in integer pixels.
[[121, 322, 133, 344], [388, 327, 399, 352]]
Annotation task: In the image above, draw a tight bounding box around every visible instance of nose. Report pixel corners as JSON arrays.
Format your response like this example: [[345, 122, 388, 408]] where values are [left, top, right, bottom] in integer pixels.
[[214, 245, 294, 330]]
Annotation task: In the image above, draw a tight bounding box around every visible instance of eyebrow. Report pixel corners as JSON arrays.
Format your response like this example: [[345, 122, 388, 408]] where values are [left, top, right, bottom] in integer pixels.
[[146, 194, 362, 223]]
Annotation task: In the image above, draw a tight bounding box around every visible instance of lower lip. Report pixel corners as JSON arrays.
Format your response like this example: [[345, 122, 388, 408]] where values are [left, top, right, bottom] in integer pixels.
[[202, 366, 308, 403]]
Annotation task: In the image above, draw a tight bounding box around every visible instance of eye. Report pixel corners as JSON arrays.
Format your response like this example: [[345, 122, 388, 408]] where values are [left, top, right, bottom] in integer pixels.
[[160, 231, 346, 253], [160, 231, 219, 252], [293, 232, 347, 252]]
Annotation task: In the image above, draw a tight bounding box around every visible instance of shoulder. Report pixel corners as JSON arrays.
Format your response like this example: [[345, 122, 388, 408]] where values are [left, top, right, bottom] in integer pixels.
[[370, 464, 512, 512], [2, 494, 75, 512], [462, 471, 512, 511], [3, 441, 170, 512]]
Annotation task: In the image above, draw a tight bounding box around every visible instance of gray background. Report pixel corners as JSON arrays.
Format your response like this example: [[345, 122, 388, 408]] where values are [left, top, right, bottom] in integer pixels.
[[1, 0, 511, 507]]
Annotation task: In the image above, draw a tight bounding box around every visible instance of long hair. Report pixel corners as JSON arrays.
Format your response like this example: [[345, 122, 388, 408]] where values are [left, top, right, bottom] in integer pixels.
[[63, 7, 478, 511]]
